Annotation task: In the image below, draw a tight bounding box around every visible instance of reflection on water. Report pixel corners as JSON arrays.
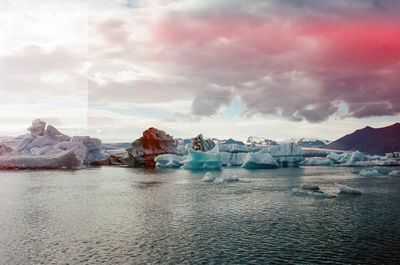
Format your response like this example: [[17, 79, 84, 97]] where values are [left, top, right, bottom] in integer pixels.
[[0, 166, 400, 264]]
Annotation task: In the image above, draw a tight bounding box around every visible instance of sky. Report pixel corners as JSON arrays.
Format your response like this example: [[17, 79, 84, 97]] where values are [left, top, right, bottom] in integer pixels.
[[0, 0, 399, 142]]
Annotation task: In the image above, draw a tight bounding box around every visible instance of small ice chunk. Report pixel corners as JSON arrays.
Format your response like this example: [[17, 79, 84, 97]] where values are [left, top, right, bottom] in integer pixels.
[[335, 183, 361, 194], [202, 172, 215, 182], [292, 188, 335, 198], [359, 169, 381, 177], [302, 184, 320, 191], [223, 175, 240, 182]]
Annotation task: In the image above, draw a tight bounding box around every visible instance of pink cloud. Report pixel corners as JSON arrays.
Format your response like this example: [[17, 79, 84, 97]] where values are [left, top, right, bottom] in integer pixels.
[[91, 5, 400, 122]]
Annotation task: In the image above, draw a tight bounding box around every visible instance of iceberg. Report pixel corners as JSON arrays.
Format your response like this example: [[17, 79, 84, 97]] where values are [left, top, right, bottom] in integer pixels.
[[202, 172, 215, 182], [300, 158, 332, 166], [323, 151, 400, 167], [335, 183, 361, 194], [220, 152, 246, 166], [0, 119, 111, 169], [359, 169, 381, 177], [190, 134, 215, 151], [241, 152, 279, 169], [389, 170, 400, 177], [182, 146, 222, 170], [265, 142, 303, 167], [348, 151, 367, 163], [0, 148, 83, 170], [155, 154, 186, 168], [71, 136, 106, 163], [126, 127, 178, 167]]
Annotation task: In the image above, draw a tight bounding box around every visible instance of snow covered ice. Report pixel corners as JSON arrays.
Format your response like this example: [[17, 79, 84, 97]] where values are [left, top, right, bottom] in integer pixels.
[[335, 183, 361, 194], [202, 172, 215, 182]]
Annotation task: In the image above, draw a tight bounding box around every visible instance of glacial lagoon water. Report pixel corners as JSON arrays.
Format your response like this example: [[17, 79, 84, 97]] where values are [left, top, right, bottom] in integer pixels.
[[1, 166, 400, 264]]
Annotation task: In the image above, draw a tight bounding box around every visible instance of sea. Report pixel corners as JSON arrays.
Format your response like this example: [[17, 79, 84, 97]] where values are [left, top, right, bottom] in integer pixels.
[[0, 166, 400, 264]]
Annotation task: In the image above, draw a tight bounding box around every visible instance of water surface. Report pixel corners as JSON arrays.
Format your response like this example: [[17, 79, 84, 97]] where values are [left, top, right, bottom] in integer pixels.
[[0, 166, 399, 264]]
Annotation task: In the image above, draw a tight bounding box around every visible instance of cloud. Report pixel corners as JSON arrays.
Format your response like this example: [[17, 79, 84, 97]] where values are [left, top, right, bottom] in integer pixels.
[[2, 0, 400, 140], [191, 87, 234, 116]]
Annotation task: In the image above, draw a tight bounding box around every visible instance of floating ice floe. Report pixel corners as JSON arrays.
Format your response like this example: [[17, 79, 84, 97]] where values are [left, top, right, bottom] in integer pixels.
[[335, 183, 361, 194], [182, 146, 222, 170], [359, 169, 381, 177], [202, 172, 215, 182], [241, 152, 279, 169], [155, 154, 186, 168], [223, 174, 240, 182], [302, 184, 320, 191], [292, 188, 336, 198]]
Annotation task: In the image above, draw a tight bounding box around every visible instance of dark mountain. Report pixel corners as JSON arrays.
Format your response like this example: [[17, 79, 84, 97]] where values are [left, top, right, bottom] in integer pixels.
[[326, 123, 400, 155]]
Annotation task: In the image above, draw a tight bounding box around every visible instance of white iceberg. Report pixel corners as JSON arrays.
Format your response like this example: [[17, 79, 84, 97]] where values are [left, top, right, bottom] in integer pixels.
[[155, 154, 186, 168], [359, 169, 381, 177], [182, 146, 222, 170], [264, 142, 303, 167], [0, 148, 83, 170], [223, 174, 240, 182], [335, 183, 361, 194], [202, 172, 215, 182], [300, 158, 332, 166], [241, 152, 279, 169]]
